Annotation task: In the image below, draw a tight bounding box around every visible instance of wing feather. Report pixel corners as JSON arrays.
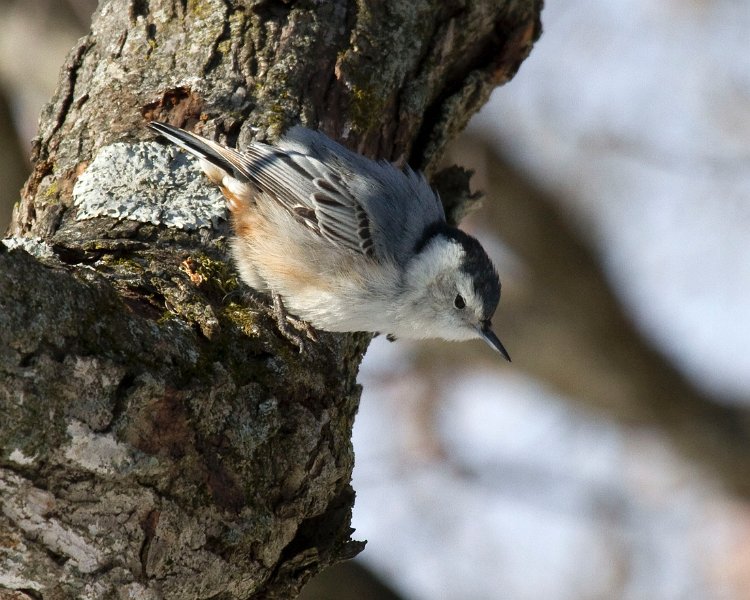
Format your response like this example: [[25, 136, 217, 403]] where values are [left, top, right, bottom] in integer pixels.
[[217, 144, 377, 257], [149, 121, 443, 263]]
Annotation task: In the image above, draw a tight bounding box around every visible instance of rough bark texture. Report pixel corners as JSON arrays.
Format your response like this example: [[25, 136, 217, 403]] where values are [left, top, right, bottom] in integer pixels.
[[0, 0, 542, 598]]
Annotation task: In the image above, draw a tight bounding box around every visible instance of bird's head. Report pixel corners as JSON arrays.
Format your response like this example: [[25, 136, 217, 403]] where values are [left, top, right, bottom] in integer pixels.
[[396, 224, 510, 361]]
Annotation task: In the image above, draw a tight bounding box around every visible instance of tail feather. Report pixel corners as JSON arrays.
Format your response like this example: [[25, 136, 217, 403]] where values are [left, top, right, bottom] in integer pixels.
[[148, 121, 240, 178]]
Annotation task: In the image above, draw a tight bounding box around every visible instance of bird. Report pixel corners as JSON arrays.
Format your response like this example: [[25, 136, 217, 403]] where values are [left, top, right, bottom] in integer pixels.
[[148, 121, 510, 360]]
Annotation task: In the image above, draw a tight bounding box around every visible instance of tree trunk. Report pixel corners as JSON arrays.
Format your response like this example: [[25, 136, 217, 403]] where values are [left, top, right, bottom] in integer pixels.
[[0, 0, 542, 597]]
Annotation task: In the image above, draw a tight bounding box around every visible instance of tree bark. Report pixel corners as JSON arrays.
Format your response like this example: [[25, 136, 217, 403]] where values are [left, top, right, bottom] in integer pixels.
[[0, 0, 542, 597]]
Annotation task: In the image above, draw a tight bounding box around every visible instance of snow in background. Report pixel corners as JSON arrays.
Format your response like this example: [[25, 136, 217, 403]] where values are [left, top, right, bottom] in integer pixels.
[[469, 0, 750, 401], [352, 339, 737, 600], [351, 1, 750, 598]]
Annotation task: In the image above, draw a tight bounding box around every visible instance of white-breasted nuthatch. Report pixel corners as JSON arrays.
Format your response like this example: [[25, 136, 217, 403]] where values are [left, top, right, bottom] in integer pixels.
[[148, 121, 510, 360]]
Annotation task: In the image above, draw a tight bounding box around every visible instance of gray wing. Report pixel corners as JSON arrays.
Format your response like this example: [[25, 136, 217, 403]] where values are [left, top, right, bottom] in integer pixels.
[[271, 127, 447, 266], [225, 142, 379, 258], [149, 122, 445, 265]]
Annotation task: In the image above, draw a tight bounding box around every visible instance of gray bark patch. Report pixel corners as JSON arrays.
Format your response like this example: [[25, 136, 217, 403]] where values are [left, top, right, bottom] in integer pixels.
[[73, 141, 226, 230]]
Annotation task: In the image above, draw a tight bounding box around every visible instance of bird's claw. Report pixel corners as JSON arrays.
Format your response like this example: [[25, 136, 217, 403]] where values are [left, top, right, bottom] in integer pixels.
[[271, 293, 319, 352]]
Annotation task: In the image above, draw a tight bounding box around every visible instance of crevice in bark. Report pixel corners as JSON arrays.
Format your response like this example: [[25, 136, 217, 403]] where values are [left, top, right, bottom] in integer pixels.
[[139, 508, 161, 577], [130, 0, 150, 20], [203, 0, 234, 76], [107, 371, 137, 433], [142, 87, 206, 128], [43, 39, 92, 159], [411, 10, 542, 170]]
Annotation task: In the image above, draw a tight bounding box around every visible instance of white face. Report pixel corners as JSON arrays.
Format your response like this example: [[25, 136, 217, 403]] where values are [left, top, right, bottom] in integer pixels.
[[394, 237, 498, 342], [428, 269, 490, 341]]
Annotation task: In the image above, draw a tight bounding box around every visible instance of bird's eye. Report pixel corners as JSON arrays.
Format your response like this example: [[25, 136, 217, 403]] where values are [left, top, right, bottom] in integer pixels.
[[454, 294, 466, 309]]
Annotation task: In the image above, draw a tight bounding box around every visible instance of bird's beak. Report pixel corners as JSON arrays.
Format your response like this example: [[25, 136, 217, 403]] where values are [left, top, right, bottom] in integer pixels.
[[478, 322, 511, 362]]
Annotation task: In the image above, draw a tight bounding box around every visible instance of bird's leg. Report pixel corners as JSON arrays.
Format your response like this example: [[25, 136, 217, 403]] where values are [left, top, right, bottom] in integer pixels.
[[271, 292, 319, 352]]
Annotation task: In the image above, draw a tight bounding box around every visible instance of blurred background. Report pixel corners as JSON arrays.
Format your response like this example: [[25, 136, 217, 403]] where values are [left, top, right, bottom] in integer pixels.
[[3, 1, 750, 598]]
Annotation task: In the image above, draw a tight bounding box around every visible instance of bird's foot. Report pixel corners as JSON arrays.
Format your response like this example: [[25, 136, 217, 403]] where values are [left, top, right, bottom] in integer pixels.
[[271, 293, 319, 352]]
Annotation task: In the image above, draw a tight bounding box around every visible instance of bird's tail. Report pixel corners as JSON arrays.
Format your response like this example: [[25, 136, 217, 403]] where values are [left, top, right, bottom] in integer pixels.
[[148, 121, 241, 178]]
